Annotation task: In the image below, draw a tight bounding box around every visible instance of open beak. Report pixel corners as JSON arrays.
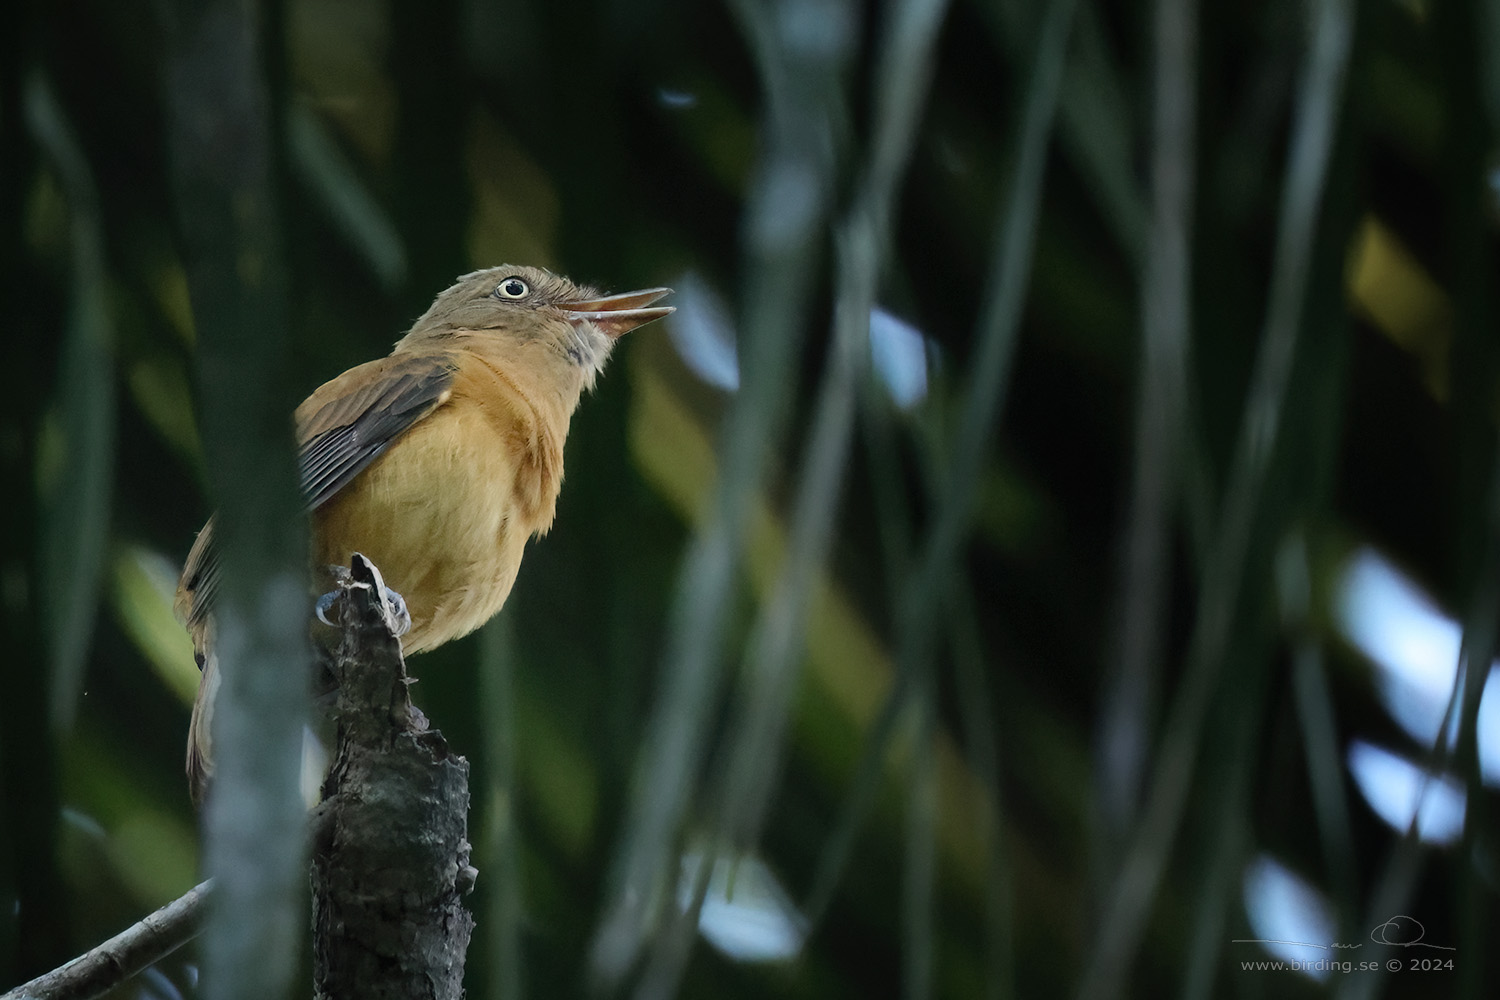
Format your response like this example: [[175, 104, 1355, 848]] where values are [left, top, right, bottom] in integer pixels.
[[560, 287, 674, 339]]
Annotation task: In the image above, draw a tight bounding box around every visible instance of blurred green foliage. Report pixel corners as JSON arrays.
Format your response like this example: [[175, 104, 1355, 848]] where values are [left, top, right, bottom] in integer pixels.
[[1, 0, 1497, 998]]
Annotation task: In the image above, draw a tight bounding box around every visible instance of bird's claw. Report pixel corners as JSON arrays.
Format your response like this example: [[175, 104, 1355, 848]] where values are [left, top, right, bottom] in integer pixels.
[[315, 557, 410, 638], [385, 587, 412, 638], [315, 589, 342, 627]]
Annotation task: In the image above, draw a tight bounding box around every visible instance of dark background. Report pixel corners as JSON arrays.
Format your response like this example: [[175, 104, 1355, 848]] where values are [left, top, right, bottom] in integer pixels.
[[1, 0, 1495, 997]]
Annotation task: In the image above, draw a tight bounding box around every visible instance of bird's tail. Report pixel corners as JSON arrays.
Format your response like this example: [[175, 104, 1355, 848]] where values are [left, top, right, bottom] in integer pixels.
[[186, 635, 218, 805]]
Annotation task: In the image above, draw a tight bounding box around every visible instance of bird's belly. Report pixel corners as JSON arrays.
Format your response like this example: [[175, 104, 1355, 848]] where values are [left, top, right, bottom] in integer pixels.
[[310, 406, 530, 653]]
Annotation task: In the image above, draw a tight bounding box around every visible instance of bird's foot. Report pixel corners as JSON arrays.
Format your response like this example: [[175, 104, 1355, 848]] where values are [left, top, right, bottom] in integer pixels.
[[383, 586, 412, 637], [314, 563, 355, 626], [348, 553, 412, 638], [314, 588, 342, 628], [314, 556, 411, 638]]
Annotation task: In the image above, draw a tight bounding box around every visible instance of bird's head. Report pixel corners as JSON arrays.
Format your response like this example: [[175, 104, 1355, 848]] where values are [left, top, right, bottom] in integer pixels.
[[396, 264, 673, 394]]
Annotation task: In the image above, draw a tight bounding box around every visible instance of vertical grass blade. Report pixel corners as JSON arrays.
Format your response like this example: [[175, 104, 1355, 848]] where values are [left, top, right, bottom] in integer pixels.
[[713, 0, 951, 864], [917, 0, 1075, 589], [977, 2, 1146, 266], [1077, 0, 1356, 994], [903, 680, 938, 1000], [800, 0, 1075, 962], [620, 0, 954, 987], [589, 0, 852, 982], [1281, 535, 1358, 924], [1176, 671, 1259, 1000], [1096, 0, 1197, 847], [23, 73, 116, 737], [949, 583, 1013, 1000], [887, 2, 1077, 995], [286, 104, 408, 291], [478, 613, 523, 1000], [1442, 7, 1500, 998], [162, 1, 310, 998]]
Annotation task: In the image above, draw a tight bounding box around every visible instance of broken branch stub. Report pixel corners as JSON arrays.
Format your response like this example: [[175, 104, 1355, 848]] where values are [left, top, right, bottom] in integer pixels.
[[311, 553, 476, 1000]]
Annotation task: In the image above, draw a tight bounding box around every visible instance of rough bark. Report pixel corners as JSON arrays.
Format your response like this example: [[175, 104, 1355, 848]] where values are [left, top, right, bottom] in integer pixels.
[[311, 554, 475, 1000], [0, 881, 210, 1000]]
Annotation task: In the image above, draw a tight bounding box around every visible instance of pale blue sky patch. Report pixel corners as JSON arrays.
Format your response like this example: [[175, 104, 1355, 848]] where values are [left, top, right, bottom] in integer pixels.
[[1346, 739, 1466, 846], [680, 850, 807, 963], [657, 88, 699, 110], [666, 272, 740, 391], [1240, 854, 1337, 979], [1333, 546, 1500, 786], [868, 306, 928, 409]]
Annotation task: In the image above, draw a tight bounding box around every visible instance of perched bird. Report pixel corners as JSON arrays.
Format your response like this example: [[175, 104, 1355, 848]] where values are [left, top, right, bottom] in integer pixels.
[[175, 264, 672, 801]]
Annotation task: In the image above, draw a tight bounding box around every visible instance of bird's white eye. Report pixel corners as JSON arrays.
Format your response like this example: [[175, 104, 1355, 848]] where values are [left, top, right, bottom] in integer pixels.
[[495, 276, 530, 299]]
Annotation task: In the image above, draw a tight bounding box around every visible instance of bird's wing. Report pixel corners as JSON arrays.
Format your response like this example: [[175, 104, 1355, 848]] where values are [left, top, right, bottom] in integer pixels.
[[296, 352, 460, 509], [175, 351, 459, 637], [174, 517, 219, 638]]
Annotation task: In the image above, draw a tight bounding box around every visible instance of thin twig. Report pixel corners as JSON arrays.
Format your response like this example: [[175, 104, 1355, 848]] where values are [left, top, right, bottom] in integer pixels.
[[1, 881, 212, 1000]]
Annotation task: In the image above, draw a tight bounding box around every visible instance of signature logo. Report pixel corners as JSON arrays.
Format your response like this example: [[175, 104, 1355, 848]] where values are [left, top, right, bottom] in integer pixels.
[[1367, 915, 1455, 951], [1233, 915, 1455, 952]]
